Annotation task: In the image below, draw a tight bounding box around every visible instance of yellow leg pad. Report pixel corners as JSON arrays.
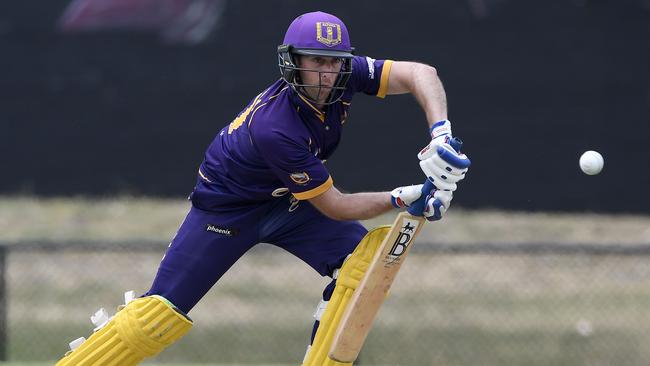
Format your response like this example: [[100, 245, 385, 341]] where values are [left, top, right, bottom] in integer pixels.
[[303, 226, 391, 366], [56, 295, 193, 366]]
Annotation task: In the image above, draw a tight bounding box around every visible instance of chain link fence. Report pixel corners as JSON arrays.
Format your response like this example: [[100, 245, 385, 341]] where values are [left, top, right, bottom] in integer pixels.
[[2, 240, 650, 365]]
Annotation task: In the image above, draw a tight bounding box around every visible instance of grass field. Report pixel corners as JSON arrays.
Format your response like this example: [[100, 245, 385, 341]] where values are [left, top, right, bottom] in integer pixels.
[[2, 197, 650, 365], [7, 250, 650, 365]]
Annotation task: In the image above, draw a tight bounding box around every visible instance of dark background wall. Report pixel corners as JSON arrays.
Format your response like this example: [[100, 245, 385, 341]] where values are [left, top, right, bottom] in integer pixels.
[[2, 0, 649, 212]]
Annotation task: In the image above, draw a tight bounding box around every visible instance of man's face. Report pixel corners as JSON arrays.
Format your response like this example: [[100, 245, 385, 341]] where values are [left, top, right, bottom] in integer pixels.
[[297, 55, 344, 105]]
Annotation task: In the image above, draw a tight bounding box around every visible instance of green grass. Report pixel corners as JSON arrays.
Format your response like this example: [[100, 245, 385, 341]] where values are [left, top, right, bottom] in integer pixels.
[[6, 253, 650, 365], [6, 324, 650, 365], [3, 198, 650, 365]]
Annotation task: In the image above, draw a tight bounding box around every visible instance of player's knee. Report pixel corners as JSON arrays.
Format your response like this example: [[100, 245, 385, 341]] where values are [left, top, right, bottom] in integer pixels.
[[57, 292, 193, 366]]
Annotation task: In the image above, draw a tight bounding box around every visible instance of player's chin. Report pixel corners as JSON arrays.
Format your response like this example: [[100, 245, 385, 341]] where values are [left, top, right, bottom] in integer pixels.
[[305, 87, 332, 101], [318, 85, 335, 97]]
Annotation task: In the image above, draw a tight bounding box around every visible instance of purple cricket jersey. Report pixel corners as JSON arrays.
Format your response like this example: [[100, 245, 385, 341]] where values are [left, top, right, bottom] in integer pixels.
[[191, 56, 393, 212], [146, 11, 383, 316]]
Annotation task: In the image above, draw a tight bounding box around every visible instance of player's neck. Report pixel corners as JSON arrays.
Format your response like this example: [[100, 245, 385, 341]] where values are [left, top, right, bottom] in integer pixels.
[[297, 90, 328, 112], [311, 95, 329, 110]]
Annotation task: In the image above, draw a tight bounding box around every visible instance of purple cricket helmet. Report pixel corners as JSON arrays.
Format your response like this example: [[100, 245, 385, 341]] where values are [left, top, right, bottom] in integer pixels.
[[278, 11, 355, 105]]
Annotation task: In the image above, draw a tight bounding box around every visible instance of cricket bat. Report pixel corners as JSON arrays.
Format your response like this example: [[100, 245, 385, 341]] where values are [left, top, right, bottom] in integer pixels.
[[328, 137, 463, 363], [328, 210, 427, 362]]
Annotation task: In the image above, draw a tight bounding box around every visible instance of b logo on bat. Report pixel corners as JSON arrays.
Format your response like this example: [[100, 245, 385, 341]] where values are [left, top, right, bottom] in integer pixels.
[[388, 220, 418, 258]]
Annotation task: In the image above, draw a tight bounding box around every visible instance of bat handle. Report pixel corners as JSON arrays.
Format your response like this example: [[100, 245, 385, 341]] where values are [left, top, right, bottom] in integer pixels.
[[449, 136, 463, 152]]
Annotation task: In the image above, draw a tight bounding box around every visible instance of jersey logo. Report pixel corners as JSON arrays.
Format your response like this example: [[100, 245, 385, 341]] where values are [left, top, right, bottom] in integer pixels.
[[289, 196, 300, 212], [272, 188, 290, 197], [316, 22, 342, 47], [290, 172, 311, 185]]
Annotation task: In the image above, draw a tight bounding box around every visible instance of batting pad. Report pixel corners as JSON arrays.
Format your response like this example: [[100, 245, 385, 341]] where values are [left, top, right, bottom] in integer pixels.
[[302, 226, 390, 366], [56, 295, 193, 366]]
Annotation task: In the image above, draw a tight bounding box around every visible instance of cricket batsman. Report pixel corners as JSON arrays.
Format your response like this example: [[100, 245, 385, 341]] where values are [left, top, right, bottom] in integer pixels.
[[56, 11, 471, 366]]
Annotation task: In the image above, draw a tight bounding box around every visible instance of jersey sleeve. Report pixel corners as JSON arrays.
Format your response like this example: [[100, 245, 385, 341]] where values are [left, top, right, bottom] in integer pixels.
[[252, 128, 333, 200], [348, 56, 394, 98]]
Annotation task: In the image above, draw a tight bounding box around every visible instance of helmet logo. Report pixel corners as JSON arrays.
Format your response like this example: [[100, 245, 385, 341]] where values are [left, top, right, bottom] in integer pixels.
[[316, 22, 342, 47]]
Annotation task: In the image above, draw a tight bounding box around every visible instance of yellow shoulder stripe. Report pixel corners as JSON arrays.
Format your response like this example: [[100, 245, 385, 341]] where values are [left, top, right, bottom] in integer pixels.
[[292, 176, 333, 200], [228, 89, 268, 134], [376, 60, 394, 99], [247, 102, 268, 128], [269, 86, 289, 100]]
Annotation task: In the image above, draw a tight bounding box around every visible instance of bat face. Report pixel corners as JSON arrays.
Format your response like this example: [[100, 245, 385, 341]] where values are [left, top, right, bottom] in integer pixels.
[[329, 212, 426, 363]]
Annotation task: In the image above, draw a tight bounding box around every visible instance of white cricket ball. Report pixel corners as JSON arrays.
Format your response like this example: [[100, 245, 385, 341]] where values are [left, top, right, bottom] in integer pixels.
[[579, 150, 604, 175]]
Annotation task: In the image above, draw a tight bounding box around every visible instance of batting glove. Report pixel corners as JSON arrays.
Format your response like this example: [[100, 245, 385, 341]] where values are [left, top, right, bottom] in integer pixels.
[[390, 184, 424, 208], [406, 180, 452, 221], [417, 119, 453, 160], [418, 126, 471, 191], [423, 190, 453, 221]]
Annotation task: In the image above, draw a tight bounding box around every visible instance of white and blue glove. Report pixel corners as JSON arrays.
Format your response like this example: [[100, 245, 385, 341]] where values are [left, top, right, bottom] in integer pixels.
[[403, 181, 453, 221], [392, 121, 471, 221], [404, 123, 471, 221], [417, 120, 471, 192], [391, 183, 451, 221], [390, 184, 424, 208], [391, 182, 455, 221], [424, 190, 453, 221]]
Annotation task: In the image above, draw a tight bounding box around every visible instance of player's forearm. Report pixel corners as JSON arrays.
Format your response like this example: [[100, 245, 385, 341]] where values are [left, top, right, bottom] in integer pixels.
[[309, 188, 393, 221], [410, 63, 448, 127], [331, 191, 394, 220]]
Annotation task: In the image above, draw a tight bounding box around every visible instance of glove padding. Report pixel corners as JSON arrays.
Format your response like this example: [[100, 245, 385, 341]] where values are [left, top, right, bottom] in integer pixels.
[[390, 184, 423, 208], [406, 180, 453, 221], [418, 119, 453, 160], [423, 190, 453, 221], [418, 120, 471, 192], [418, 142, 471, 192]]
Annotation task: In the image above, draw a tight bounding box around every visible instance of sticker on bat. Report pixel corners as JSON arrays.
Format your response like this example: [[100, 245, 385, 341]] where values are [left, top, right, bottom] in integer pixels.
[[388, 218, 420, 257]]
